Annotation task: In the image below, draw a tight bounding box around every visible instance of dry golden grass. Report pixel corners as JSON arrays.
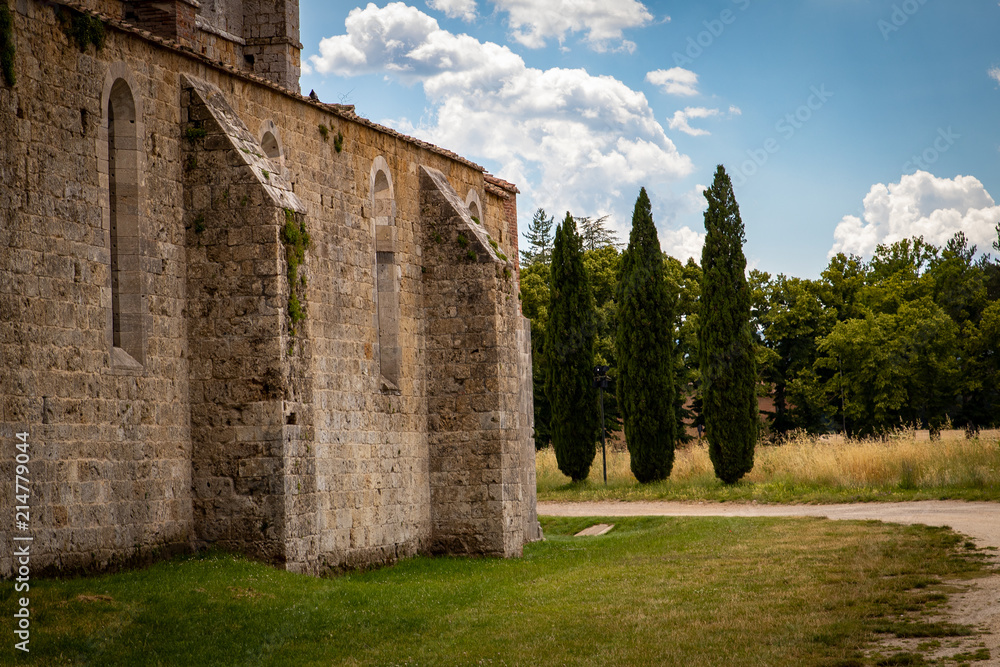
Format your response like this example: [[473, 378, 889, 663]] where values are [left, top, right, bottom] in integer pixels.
[[537, 430, 1000, 503]]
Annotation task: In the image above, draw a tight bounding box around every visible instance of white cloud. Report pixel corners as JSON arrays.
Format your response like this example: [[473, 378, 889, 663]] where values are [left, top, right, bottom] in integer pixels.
[[492, 0, 653, 51], [310, 3, 693, 229], [830, 171, 1000, 258], [667, 107, 721, 137], [309, 3, 520, 88], [661, 225, 706, 262], [646, 68, 699, 97], [728, 105, 742, 116], [427, 0, 477, 21], [990, 66, 1000, 84]]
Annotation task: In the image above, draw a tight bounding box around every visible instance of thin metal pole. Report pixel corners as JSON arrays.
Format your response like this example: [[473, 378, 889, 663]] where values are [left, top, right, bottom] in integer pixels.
[[839, 356, 847, 435], [599, 386, 607, 485]]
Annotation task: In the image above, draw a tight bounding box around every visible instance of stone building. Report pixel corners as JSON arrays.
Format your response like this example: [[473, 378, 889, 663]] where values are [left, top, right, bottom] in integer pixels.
[[0, 0, 539, 576]]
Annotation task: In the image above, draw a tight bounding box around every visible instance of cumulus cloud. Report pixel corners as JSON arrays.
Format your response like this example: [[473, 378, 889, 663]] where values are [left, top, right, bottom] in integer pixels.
[[661, 225, 706, 262], [990, 66, 1000, 84], [309, 3, 693, 226], [667, 107, 722, 136], [427, 0, 477, 21], [309, 3, 521, 88], [492, 0, 653, 51], [829, 171, 1000, 258], [646, 68, 699, 97]]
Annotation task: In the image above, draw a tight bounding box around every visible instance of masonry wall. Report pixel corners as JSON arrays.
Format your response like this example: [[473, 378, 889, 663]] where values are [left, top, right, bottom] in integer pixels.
[[0, 0, 534, 577], [180, 74, 309, 566], [420, 166, 525, 556], [0, 1, 194, 574]]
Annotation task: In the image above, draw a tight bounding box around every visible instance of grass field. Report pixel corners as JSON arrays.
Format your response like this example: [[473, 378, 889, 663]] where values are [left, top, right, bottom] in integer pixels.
[[3, 516, 993, 666], [537, 431, 1000, 503]]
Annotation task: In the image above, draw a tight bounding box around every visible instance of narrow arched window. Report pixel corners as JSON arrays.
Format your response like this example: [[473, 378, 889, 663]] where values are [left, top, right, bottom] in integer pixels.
[[261, 130, 280, 161], [107, 77, 144, 366], [258, 120, 286, 178], [465, 189, 483, 227], [371, 158, 400, 390]]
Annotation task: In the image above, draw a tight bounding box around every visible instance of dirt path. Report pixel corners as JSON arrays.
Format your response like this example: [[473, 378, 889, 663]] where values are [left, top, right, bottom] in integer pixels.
[[539, 500, 1000, 663]]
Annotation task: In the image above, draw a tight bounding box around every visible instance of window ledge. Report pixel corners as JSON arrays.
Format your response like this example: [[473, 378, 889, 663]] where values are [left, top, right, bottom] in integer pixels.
[[380, 375, 400, 395], [109, 346, 144, 375]]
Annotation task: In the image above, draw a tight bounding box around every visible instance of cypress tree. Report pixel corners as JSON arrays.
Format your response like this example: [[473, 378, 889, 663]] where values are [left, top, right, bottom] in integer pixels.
[[615, 188, 677, 483], [698, 165, 757, 484], [545, 213, 599, 481]]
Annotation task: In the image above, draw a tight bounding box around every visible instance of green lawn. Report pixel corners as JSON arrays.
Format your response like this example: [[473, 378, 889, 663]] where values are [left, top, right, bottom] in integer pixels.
[[3, 516, 992, 666]]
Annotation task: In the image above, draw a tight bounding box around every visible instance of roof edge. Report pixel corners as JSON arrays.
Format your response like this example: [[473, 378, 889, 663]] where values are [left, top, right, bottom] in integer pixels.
[[54, 0, 490, 174]]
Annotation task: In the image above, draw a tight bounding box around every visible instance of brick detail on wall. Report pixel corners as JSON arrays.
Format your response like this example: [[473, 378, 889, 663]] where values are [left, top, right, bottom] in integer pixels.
[[123, 0, 198, 46]]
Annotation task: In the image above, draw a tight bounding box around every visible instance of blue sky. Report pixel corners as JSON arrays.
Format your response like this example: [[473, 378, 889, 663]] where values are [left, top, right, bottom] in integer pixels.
[[300, 0, 1000, 279]]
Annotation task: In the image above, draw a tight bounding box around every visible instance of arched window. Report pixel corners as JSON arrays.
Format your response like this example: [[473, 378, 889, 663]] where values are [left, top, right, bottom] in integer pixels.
[[258, 120, 286, 178], [371, 157, 400, 389], [101, 66, 144, 368], [465, 189, 483, 225], [261, 131, 280, 160]]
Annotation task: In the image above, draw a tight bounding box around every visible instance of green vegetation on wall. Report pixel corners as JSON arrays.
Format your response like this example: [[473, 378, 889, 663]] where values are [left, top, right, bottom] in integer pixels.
[[58, 7, 105, 52], [319, 124, 343, 153], [0, 2, 15, 87], [282, 209, 310, 335]]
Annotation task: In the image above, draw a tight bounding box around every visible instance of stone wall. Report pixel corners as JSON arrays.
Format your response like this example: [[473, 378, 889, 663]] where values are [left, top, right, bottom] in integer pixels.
[[517, 318, 541, 541], [181, 74, 307, 566], [0, 0, 536, 578], [73, 0, 301, 92], [420, 166, 526, 557], [0, 1, 194, 574]]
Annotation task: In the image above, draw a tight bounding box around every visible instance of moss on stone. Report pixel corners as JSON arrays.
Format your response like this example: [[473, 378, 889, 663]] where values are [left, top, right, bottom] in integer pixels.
[[58, 7, 105, 52], [282, 209, 310, 334]]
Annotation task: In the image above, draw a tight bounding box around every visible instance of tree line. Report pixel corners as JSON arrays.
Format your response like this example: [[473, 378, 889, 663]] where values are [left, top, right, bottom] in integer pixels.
[[521, 165, 1000, 483], [526, 166, 758, 483]]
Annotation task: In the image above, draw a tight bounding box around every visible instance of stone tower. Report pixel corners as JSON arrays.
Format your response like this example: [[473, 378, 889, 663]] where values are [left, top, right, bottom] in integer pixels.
[[121, 0, 301, 91]]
